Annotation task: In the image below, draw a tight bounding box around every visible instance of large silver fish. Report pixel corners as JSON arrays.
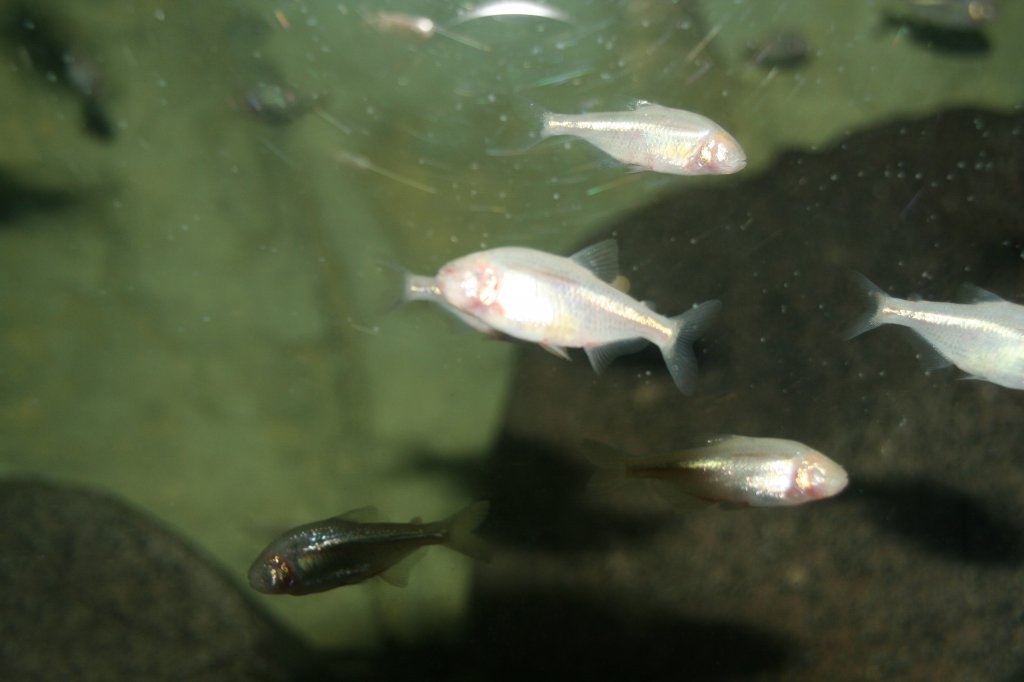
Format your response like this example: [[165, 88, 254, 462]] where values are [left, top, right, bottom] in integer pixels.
[[588, 436, 848, 508], [846, 273, 1024, 389], [403, 240, 721, 394], [248, 502, 490, 595], [540, 100, 746, 176]]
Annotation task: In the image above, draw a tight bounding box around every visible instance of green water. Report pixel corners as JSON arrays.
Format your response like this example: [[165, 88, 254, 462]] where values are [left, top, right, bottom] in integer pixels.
[[1, 0, 1022, 653]]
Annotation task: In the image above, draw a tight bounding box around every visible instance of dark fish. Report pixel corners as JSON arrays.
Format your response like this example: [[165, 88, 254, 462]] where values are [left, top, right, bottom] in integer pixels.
[[4, 5, 115, 140], [745, 31, 812, 69], [248, 501, 490, 595]]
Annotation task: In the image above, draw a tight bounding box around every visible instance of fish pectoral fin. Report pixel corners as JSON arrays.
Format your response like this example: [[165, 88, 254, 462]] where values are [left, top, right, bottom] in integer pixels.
[[336, 506, 380, 523], [584, 338, 648, 374], [955, 283, 1005, 304], [569, 239, 619, 283], [540, 343, 572, 361], [379, 549, 426, 587], [445, 306, 497, 334]]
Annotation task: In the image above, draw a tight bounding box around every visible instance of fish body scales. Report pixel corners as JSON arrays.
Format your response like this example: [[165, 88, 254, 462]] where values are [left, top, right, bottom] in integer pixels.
[[883, 298, 1024, 388], [540, 102, 746, 176], [443, 247, 674, 348]]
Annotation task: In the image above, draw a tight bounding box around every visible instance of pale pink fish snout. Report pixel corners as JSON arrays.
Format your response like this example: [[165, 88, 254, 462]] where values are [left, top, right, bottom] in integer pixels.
[[792, 451, 848, 502]]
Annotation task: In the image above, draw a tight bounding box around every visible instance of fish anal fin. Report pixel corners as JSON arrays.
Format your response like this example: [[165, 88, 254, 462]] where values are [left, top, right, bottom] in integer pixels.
[[378, 549, 426, 587], [905, 330, 954, 371], [584, 338, 648, 374], [569, 239, 619, 283]]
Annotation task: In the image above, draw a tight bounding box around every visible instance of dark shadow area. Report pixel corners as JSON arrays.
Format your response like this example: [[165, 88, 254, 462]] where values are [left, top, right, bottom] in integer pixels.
[[854, 476, 1024, 566], [883, 17, 991, 54], [0, 167, 79, 224], [401, 433, 671, 551], [320, 588, 793, 682]]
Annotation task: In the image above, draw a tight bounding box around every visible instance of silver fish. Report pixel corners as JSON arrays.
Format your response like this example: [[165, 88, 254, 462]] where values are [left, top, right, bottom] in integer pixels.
[[402, 240, 721, 394], [540, 100, 746, 176], [846, 273, 1024, 389], [589, 436, 848, 508], [883, 0, 995, 30], [248, 502, 490, 595]]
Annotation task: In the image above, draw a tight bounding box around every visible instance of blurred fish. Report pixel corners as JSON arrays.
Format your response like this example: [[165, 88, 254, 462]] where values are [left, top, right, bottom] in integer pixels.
[[360, 10, 491, 51], [402, 240, 721, 393], [882, 0, 995, 30], [846, 273, 1024, 389], [241, 81, 318, 125], [248, 502, 490, 595], [5, 5, 115, 140], [745, 30, 812, 69], [540, 100, 746, 176], [588, 436, 848, 508]]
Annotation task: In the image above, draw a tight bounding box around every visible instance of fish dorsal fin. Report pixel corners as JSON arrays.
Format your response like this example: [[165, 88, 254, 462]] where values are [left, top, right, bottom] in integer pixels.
[[378, 548, 427, 587], [336, 506, 379, 523], [956, 283, 1005, 304], [570, 239, 619, 283]]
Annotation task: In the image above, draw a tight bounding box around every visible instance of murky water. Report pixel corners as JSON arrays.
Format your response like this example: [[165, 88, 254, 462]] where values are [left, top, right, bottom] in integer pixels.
[[1, 1, 1023, 679]]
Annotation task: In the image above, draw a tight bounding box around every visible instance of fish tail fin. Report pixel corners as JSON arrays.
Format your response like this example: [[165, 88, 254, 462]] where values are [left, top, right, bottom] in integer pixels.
[[376, 258, 439, 306], [844, 271, 889, 340], [485, 98, 546, 157], [583, 440, 629, 492], [661, 300, 722, 395], [444, 501, 491, 563]]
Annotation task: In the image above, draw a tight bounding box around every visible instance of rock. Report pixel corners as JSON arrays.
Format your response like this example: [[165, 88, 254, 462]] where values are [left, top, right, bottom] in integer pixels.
[[481, 108, 1024, 681], [0, 478, 313, 682]]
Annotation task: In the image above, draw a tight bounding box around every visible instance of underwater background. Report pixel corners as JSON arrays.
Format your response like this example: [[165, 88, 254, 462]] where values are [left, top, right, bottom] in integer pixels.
[[1, 0, 1022, 679]]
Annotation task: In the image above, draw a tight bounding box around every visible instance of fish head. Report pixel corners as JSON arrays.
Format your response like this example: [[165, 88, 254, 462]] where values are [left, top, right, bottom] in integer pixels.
[[248, 551, 297, 594], [790, 450, 848, 502], [437, 255, 502, 315], [690, 131, 747, 175]]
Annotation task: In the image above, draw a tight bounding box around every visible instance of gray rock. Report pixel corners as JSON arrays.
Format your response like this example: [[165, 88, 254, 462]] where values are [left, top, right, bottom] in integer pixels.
[[478, 107, 1024, 681], [0, 478, 313, 682]]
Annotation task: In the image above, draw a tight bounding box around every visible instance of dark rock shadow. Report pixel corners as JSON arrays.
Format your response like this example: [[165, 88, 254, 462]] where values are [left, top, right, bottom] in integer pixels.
[[400, 433, 671, 551], [854, 476, 1024, 566], [320, 587, 793, 682], [0, 168, 79, 225]]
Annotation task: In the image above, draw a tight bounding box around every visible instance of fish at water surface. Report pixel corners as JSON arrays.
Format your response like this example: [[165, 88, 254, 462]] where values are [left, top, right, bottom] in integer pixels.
[[402, 239, 721, 394], [588, 436, 848, 508], [248, 502, 490, 595], [846, 273, 1024, 389], [540, 100, 746, 176]]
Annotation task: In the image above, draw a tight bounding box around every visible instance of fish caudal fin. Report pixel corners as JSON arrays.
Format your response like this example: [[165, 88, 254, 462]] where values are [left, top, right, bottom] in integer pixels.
[[444, 501, 491, 563], [844, 272, 889, 340], [662, 300, 722, 394], [583, 440, 629, 492], [485, 98, 545, 157]]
